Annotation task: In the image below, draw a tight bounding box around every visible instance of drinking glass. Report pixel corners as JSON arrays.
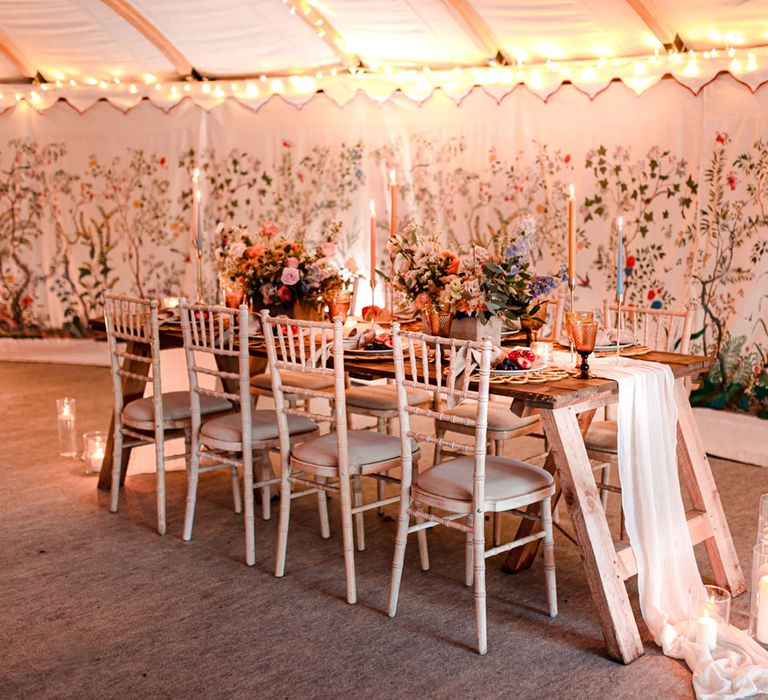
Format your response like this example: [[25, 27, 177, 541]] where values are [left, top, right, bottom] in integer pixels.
[[571, 320, 598, 379], [221, 277, 245, 309], [327, 288, 352, 322]]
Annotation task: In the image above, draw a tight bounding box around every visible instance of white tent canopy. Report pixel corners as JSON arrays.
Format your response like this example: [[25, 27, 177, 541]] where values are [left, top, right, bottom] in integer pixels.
[[0, 0, 766, 111]]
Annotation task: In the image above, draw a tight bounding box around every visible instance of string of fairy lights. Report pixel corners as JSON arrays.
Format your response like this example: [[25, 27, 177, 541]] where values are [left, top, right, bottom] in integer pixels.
[[1, 0, 767, 109]]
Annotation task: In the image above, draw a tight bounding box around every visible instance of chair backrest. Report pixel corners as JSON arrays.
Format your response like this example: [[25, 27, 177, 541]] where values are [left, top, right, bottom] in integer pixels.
[[260, 311, 347, 468], [536, 295, 564, 344], [391, 325, 493, 510], [179, 301, 251, 435], [104, 293, 163, 425], [602, 300, 694, 353]]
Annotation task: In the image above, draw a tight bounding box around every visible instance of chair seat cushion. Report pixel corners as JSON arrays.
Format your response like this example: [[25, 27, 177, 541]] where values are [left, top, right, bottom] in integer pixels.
[[441, 401, 539, 432], [123, 391, 231, 424], [345, 385, 431, 410], [200, 410, 317, 446], [291, 429, 417, 468], [415, 456, 553, 506], [251, 370, 334, 392], [584, 420, 618, 453]]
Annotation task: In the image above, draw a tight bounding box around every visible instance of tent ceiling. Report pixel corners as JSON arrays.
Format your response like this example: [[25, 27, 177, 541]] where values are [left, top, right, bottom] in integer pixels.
[[0, 0, 765, 111]]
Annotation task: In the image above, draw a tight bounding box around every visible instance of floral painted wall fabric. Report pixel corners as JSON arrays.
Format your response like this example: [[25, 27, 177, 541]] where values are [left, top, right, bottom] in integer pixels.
[[0, 76, 766, 417]]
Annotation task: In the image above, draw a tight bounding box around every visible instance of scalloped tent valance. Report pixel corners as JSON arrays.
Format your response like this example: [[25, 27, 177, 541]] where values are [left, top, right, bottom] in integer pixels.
[[0, 0, 767, 113]]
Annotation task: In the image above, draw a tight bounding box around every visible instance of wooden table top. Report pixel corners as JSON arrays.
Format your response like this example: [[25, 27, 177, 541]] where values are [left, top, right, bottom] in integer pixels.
[[91, 318, 712, 410]]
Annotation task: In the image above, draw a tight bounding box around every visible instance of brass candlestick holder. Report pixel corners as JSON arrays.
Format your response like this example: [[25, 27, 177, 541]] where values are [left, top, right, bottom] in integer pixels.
[[195, 248, 205, 304]]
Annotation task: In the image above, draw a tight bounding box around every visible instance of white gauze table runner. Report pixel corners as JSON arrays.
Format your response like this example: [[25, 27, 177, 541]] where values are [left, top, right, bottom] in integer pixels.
[[562, 352, 768, 699]]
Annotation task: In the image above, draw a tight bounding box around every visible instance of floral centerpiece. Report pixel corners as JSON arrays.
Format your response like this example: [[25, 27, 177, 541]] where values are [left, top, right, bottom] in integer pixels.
[[478, 215, 566, 327], [383, 215, 565, 338], [216, 220, 347, 316]]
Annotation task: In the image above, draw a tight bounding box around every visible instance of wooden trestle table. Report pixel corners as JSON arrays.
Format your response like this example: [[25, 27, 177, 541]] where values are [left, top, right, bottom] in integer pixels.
[[95, 321, 743, 665]]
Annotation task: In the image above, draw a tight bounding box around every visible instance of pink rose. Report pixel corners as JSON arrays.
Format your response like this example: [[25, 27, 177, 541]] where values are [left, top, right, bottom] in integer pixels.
[[286, 257, 299, 268], [414, 292, 430, 310], [259, 220, 279, 237], [281, 267, 301, 285], [320, 241, 336, 257], [246, 242, 266, 258], [276, 285, 292, 302]]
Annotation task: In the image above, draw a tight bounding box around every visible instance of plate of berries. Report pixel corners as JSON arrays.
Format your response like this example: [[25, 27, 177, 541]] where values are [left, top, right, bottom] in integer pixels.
[[492, 347, 544, 375]]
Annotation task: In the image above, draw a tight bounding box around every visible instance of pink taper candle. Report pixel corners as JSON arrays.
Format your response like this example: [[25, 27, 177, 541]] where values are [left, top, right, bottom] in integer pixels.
[[389, 169, 397, 239], [567, 183, 576, 281], [369, 199, 377, 285]]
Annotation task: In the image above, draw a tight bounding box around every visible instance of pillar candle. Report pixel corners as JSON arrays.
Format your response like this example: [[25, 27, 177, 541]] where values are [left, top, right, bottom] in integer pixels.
[[567, 184, 575, 281], [369, 199, 377, 284], [696, 610, 717, 651], [617, 216, 624, 297], [389, 169, 397, 239], [757, 576, 768, 643]]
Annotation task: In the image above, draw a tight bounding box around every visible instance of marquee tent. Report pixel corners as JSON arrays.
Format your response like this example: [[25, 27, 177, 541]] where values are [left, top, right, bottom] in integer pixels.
[[0, 1, 766, 462]]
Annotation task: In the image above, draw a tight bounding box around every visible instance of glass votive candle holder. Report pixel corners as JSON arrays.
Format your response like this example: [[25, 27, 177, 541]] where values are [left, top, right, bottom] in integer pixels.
[[81, 431, 107, 474], [161, 295, 179, 310], [687, 584, 731, 651], [757, 493, 768, 544], [221, 277, 245, 309], [530, 341, 553, 365], [750, 542, 768, 645], [57, 397, 77, 457]]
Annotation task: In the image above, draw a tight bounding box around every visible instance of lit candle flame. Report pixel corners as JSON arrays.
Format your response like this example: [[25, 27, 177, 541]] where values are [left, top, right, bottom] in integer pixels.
[[569, 183, 575, 198], [389, 169, 397, 187], [618, 216, 623, 227], [195, 190, 201, 202], [192, 167, 200, 182], [370, 199, 376, 216]]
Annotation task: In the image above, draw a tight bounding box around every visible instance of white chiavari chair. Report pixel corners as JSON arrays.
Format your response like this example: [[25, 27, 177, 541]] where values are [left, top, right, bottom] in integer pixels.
[[387, 326, 557, 654], [105, 294, 232, 535], [179, 301, 320, 565], [261, 310, 424, 604]]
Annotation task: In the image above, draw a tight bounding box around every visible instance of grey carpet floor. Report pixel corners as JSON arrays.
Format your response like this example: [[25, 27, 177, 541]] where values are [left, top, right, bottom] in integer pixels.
[[1, 361, 765, 700]]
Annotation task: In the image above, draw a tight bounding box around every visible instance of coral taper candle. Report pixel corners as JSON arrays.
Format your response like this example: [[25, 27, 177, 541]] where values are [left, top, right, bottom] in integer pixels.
[[617, 216, 624, 297], [389, 169, 397, 239], [194, 189, 202, 251], [567, 184, 575, 281], [369, 199, 377, 284], [192, 167, 201, 251]]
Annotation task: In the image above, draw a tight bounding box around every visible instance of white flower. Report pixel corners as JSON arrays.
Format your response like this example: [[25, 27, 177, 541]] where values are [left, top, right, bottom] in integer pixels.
[[519, 215, 537, 236], [228, 241, 246, 259]]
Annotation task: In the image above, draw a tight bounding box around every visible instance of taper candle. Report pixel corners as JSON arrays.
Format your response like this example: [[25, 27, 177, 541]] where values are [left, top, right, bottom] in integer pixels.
[[369, 199, 377, 285], [191, 167, 201, 251], [567, 184, 576, 281], [617, 216, 624, 297], [389, 169, 397, 239], [194, 189, 202, 251]]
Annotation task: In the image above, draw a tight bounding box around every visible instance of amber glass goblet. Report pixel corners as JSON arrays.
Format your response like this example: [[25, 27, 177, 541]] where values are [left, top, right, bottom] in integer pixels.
[[572, 320, 598, 379], [327, 289, 352, 322], [564, 310, 594, 344]]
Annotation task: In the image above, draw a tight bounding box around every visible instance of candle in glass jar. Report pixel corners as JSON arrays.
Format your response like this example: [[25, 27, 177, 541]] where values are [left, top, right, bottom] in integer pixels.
[[696, 609, 718, 651], [369, 199, 377, 285], [89, 440, 105, 471], [567, 184, 576, 281], [389, 169, 397, 239], [757, 576, 768, 643], [530, 341, 553, 365]]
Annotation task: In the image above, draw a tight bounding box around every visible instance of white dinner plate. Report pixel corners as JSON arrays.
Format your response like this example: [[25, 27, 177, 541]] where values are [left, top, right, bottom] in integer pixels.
[[594, 342, 635, 352], [347, 347, 393, 356]]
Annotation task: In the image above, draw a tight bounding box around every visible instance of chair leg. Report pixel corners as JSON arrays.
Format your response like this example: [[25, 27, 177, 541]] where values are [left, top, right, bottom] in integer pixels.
[[260, 453, 272, 521], [109, 426, 123, 513], [230, 465, 242, 514], [377, 479, 385, 517], [183, 428, 192, 470], [183, 439, 201, 542], [413, 465, 429, 571], [388, 497, 411, 617], [465, 514, 474, 587], [433, 428, 446, 466], [155, 429, 167, 536], [375, 417, 388, 516], [541, 496, 558, 617], [275, 467, 292, 578], [243, 452, 256, 567], [494, 439, 504, 458], [492, 512, 502, 547], [339, 474, 358, 604], [473, 515, 488, 655], [316, 476, 330, 539], [352, 474, 365, 552]]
